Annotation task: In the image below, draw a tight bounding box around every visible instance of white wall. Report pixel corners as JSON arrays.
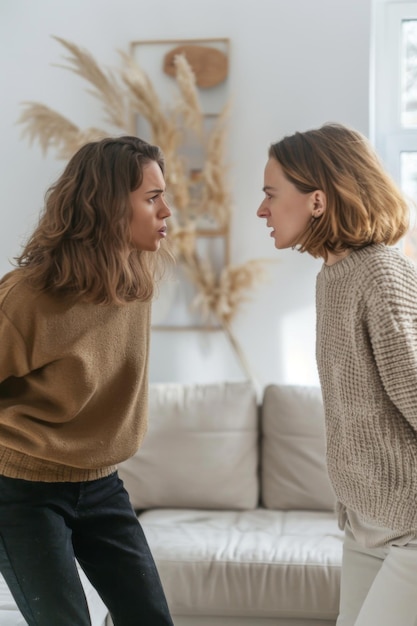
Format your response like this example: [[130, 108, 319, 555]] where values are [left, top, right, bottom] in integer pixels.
[[0, 0, 372, 391]]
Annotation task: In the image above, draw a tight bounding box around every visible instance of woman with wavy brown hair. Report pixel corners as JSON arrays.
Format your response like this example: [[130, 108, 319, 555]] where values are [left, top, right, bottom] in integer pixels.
[[258, 124, 417, 626], [0, 136, 174, 625]]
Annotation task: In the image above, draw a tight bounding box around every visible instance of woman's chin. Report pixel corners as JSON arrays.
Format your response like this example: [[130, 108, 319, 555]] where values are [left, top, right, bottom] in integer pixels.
[[274, 239, 290, 250]]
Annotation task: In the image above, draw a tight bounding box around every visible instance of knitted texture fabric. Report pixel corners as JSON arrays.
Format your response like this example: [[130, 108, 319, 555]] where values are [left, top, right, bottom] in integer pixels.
[[316, 244, 417, 532], [0, 270, 151, 482]]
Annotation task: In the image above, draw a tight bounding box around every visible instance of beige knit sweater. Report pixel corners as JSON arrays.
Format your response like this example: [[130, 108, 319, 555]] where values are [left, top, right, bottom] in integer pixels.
[[0, 270, 151, 482], [316, 244, 417, 533]]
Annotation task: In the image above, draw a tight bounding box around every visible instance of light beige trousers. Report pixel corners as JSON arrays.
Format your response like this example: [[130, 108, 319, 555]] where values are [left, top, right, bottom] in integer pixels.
[[337, 525, 417, 626]]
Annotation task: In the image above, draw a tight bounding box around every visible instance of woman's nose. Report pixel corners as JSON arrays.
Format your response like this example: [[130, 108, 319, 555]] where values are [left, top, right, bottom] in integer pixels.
[[257, 202, 267, 217], [160, 198, 172, 218]]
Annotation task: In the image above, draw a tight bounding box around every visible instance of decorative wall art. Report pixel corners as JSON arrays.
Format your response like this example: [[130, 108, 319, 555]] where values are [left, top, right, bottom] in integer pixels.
[[17, 36, 268, 380]]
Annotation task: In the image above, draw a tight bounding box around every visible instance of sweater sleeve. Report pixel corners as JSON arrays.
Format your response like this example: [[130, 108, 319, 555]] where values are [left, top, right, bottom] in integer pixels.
[[0, 310, 30, 383], [365, 261, 417, 433]]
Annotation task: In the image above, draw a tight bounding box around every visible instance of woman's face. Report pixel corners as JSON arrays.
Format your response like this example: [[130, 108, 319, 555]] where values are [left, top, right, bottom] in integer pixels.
[[129, 160, 171, 251], [257, 157, 320, 249]]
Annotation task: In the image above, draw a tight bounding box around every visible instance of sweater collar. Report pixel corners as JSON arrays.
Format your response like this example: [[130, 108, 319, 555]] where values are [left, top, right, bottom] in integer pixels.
[[318, 244, 385, 280]]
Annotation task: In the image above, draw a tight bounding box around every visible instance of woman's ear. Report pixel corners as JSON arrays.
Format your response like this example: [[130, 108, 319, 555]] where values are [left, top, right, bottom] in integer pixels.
[[311, 190, 326, 218]]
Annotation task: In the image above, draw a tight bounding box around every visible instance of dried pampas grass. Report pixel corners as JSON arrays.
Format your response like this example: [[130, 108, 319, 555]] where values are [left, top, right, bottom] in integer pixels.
[[52, 36, 127, 131], [18, 103, 107, 159], [201, 103, 231, 227], [17, 36, 268, 382], [191, 258, 270, 325], [173, 54, 204, 136]]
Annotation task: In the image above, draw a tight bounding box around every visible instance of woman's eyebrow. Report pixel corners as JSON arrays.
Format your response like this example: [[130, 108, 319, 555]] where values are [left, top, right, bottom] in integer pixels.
[[262, 185, 276, 192], [145, 188, 165, 195]]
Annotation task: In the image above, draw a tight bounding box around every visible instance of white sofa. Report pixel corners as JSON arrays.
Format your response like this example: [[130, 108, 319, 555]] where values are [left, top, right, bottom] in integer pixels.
[[1, 381, 344, 625], [119, 381, 344, 626]]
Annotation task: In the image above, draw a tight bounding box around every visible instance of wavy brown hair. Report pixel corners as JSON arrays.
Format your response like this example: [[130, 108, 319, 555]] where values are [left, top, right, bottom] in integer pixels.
[[16, 136, 172, 304], [269, 123, 410, 260]]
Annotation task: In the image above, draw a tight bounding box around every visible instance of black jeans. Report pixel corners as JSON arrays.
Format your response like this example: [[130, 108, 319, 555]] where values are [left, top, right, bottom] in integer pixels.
[[0, 472, 174, 626]]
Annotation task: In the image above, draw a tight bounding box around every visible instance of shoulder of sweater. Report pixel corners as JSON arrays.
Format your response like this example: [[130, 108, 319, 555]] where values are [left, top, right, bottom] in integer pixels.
[[0, 270, 33, 311], [0, 270, 150, 320], [364, 244, 413, 270], [356, 247, 417, 322], [360, 246, 417, 289]]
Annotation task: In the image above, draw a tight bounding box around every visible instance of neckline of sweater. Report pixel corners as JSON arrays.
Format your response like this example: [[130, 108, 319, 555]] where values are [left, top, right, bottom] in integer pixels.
[[318, 244, 386, 280]]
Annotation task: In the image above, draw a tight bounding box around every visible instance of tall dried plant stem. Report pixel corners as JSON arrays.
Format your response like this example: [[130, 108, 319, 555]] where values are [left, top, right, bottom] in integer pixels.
[[222, 320, 259, 387], [178, 249, 260, 386], [173, 53, 203, 136], [52, 36, 128, 130]]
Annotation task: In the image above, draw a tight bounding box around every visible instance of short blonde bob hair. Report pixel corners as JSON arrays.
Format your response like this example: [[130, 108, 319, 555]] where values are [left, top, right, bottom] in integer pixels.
[[16, 136, 172, 305], [269, 123, 410, 259]]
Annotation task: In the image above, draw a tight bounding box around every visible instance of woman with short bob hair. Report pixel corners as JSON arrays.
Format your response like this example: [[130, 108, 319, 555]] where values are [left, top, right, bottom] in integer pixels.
[[266, 123, 409, 259], [0, 136, 174, 625], [258, 123, 417, 626]]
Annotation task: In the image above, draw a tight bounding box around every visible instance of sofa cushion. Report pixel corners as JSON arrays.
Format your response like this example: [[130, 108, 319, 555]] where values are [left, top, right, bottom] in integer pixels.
[[118, 381, 259, 510], [139, 508, 343, 620], [261, 385, 335, 511]]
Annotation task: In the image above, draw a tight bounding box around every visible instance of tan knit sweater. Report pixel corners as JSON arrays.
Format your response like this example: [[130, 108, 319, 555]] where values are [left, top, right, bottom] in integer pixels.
[[316, 244, 417, 533], [0, 270, 151, 482]]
